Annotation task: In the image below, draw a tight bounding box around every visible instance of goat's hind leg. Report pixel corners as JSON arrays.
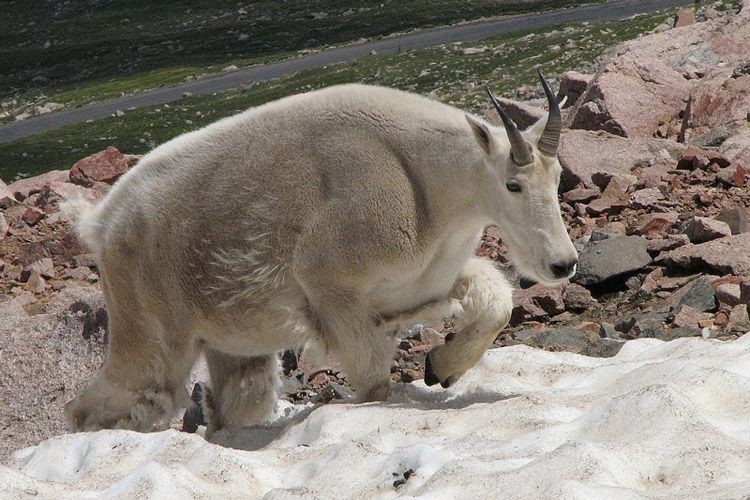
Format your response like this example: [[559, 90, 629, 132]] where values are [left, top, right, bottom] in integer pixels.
[[424, 256, 513, 388], [203, 350, 280, 438]]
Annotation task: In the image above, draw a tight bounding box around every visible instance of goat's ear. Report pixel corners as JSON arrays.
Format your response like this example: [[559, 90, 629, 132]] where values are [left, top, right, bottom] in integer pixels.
[[525, 114, 548, 142], [465, 115, 494, 155]]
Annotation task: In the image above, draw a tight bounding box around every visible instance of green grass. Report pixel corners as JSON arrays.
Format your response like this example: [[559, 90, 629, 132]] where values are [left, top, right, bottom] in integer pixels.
[[1, 0, 602, 120], [0, 9, 674, 182]]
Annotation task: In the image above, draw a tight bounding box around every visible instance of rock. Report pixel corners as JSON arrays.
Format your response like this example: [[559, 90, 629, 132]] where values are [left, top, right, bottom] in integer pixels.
[[36, 181, 102, 210], [641, 268, 664, 292], [562, 186, 600, 204], [558, 130, 682, 191], [684, 217, 732, 243], [69, 147, 137, 187], [572, 235, 652, 285], [6, 170, 69, 200], [24, 272, 46, 293], [716, 164, 748, 187], [634, 212, 679, 239], [22, 206, 45, 226], [677, 146, 731, 170], [0, 213, 8, 240], [482, 97, 544, 130], [568, 53, 691, 138], [715, 207, 748, 234], [728, 304, 750, 331], [557, 71, 592, 108], [513, 327, 622, 357], [659, 233, 750, 276], [182, 382, 207, 433], [511, 284, 564, 324], [659, 275, 717, 313], [584, 174, 636, 216], [720, 129, 750, 166], [690, 74, 750, 130], [0, 179, 18, 209], [0, 309, 106, 460], [672, 305, 713, 328], [658, 326, 703, 341], [24, 258, 55, 279], [629, 187, 665, 209], [715, 283, 742, 307], [0, 297, 28, 317], [673, 8, 695, 27], [562, 283, 594, 312], [616, 311, 670, 338], [741, 280, 750, 307]]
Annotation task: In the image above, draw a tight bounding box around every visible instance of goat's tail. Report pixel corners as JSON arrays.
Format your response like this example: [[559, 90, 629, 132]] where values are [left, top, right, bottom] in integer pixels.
[[60, 197, 103, 255]]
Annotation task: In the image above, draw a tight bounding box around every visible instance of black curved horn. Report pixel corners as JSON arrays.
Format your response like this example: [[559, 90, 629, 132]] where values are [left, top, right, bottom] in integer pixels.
[[537, 70, 562, 156], [485, 86, 533, 165]]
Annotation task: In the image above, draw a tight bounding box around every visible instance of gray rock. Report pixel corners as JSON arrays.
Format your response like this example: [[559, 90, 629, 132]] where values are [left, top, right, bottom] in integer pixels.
[[715, 208, 748, 235], [514, 327, 623, 358], [572, 236, 652, 286], [616, 311, 670, 338], [656, 326, 703, 341], [658, 275, 717, 313]]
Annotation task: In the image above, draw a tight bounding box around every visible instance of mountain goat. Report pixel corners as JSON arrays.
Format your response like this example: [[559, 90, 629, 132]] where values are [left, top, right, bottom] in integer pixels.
[[65, 72, 578, 435]]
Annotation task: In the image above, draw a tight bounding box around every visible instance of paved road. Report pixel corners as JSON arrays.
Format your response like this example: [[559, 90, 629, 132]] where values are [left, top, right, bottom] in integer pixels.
[[0, 0, 692, 144]]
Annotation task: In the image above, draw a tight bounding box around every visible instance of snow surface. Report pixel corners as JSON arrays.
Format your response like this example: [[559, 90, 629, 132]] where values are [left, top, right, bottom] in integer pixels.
[[3, 335, 750, 499]]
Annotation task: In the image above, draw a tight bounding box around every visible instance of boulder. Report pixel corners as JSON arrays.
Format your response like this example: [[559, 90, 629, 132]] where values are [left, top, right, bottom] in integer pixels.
[[568, 53, 690, 137], [510, 284, 565, 324], [720, 129, 750, 166], [6, 170, 69, 200], [677, 146, 731, 170], [673, 8, 695, 28], [69, 147, 138, 187], [557, 71, 592, 108], [690, 74, 750, 130], [715, 207, 748, 234], [558, 130, 682, 191], [684, 216, 732, 243], [659, 233, 750, 276], [715, 283, 742, 307], [572, 235, 652, 286], [716, 164, 748, 187], [0, 179, 18, 209], [482, 97, 544, 130]]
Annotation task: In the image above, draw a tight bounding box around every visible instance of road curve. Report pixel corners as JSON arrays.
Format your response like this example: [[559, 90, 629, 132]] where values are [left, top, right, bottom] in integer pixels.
[[0, 0, 691, 144]]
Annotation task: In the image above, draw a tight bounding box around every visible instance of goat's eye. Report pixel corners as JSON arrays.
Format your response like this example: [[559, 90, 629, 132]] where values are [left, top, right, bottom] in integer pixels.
[[506, 180, 522, 193]]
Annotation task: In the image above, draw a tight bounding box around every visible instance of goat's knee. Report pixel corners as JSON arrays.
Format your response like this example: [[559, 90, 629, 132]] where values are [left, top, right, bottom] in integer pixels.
[[425, 257, 513, 388]]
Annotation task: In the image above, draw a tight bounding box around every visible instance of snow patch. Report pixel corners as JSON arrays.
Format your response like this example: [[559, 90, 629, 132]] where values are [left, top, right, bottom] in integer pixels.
[[3, 336, 750, 498]]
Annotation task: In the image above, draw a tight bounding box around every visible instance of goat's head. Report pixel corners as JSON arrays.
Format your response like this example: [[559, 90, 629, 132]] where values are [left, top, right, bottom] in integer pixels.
[[466, 70, 578, 286]]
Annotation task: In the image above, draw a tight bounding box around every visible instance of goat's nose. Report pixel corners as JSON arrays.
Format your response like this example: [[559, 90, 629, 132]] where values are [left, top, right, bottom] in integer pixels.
[[550, 258, 578, 279]]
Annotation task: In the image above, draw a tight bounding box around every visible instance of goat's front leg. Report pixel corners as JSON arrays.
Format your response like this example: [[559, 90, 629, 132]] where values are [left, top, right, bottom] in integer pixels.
[[424, 256, 513, 388]]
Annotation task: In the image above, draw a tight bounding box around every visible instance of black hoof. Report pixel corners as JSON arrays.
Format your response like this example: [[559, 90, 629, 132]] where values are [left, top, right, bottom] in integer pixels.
[[440, 378, 452, 389], [424, 355, 440, 386]]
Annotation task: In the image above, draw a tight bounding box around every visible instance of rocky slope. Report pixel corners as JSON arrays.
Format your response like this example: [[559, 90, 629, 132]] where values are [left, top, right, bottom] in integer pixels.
[[1, 0, 750, 462]]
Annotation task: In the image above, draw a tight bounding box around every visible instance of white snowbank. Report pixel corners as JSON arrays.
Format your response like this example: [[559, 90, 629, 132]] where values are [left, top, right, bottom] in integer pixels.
[[3, 335, 750, 499]]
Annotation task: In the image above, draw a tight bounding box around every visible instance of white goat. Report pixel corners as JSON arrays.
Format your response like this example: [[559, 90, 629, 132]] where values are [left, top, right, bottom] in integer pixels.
[[65, 73, 578, 435]]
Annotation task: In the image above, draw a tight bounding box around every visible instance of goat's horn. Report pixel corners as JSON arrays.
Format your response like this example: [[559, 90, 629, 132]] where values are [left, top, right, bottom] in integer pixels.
[[485, 87, 533, 165], [537, 70, 561, 156]]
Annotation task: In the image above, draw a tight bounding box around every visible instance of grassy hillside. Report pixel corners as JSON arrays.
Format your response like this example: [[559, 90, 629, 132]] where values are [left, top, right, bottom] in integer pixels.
[[0, 9, 674, 181], [1, 0, 600, 108]]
